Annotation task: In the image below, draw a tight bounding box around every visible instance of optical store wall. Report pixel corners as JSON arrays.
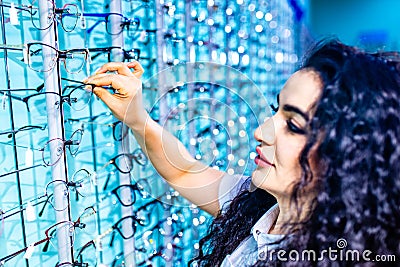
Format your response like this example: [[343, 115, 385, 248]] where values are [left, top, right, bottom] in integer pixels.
[[0, 0, 301, 266]]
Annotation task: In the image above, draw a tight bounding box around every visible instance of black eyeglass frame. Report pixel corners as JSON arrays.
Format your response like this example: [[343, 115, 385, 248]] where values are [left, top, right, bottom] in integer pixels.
[[26, 42, 89, 73], [88, 46, 141, 62]]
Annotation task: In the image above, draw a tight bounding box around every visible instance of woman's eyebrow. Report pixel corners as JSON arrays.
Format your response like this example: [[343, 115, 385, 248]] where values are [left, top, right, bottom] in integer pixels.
[[282, 104, 309, 122]]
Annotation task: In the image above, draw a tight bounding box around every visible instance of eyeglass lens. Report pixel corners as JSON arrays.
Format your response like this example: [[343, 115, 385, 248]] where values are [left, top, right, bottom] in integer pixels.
[[42, 138, 65, 166], [30, 1, 79, 32], [47, 221, 75, 251], [30, 0, 54, 30], [113, 154, 133, 173], [106, 14, 125, 35], [28, 43, 58, 72], [60, 50, 88, 73], [75, 242, 96, 267], [27, 43, 87, 73], [45, 181, 70, 211], [115, 216, 138, 239], [58, 4, 79, 32], [70, 169, 93, 198], [66, 129, 83, 155], [64, 86, 93, 111], [41, 129, 82, 166], [112, 121, 124, 141]]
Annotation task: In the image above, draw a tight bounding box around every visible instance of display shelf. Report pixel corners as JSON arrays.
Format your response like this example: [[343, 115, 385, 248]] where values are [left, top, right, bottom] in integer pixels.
[[0, 0, 301, 266]]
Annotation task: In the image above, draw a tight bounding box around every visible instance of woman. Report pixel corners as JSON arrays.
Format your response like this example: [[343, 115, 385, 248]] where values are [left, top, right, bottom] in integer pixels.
[[84, 39, 400, 266]]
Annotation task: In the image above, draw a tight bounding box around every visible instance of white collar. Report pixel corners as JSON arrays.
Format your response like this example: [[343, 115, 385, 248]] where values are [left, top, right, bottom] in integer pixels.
[[251, 204, 284, 243]]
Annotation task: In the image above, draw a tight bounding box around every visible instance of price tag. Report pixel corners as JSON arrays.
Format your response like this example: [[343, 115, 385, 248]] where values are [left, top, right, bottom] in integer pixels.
[[23, 243, 35, 259], [25, 148, 33, 167], [9, 3, 20, 26], [26, 201, 36, 221]]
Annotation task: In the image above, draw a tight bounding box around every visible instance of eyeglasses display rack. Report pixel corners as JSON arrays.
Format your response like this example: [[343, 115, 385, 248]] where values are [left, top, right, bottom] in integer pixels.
[[0, 0, 303, 266]]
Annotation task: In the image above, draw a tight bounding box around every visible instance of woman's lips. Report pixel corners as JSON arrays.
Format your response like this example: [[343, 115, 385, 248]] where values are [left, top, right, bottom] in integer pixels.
[[255, 146, 275, 168]]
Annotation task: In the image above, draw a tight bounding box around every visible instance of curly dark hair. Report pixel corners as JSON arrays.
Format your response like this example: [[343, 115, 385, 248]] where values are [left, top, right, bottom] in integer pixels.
[[192, 39, 400, 267]]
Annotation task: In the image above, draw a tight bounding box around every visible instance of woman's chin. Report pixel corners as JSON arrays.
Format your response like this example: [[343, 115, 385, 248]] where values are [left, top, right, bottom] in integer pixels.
[[251, 169, 269, 189]]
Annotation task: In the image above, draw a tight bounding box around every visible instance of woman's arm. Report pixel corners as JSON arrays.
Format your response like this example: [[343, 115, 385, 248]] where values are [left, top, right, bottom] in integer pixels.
[[84, 62, 224, 216]]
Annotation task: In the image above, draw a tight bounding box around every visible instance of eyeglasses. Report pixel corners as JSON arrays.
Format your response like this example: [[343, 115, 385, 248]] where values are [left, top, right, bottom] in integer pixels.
[[0, 197, 47, 226], [0, 128, 83, 166], [89, 46, 141, 62], [100, 179, 151, 207], [4, 89, 93, 117], [76, 214, 145, 263], [27, 42, 89, 73], [0, 164, 47, 179], [101, 156, 149, 190], [135, 199, 174, 227], [96, 148, 148, 174], [0, 207, 95, 265], [74, 240, 96, 267], [0, 83, 44, 93], [38, 172, 95, 216], [66, 112, 127, 142], [2, 173, 92, 222], [84, 13, 140, 36], [0, 221, 71, 264], [0, 78, 96, 115], [105, 215, 145, 246], [0, 124, 47, 143], [68, 168, 96, 199], [0, 43, 90, 73], [0, 221, 76, 264], [38, 169, 94, 212], [30, 0, 80, 32], [0, 1, 80, 32]]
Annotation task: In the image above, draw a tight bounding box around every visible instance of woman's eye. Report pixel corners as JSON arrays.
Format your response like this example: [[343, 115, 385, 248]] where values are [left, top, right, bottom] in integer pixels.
[[287, 120, 306, 135]]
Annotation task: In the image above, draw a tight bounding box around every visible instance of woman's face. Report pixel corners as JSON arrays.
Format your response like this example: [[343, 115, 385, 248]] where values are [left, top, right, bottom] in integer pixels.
[[252, 69, 322, 200]]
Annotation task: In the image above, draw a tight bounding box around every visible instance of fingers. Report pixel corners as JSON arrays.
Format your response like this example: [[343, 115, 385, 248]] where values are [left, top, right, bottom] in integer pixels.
[[126, 61, 144, 79], [95, 62, 133, 76], [84, 73, 130, 95], [95, 61, 144, 78], [91, 87, 118, 110]]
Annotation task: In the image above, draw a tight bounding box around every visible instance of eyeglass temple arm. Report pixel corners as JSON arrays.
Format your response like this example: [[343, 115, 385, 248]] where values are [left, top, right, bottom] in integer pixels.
[[0, 164, 44, 178], [0, 235, 49, 263], [2, 198, 47, 221], [2, 93, 24, 102], [62, 77, 110, 91], [109, 230, 116, 247], [38, 194, 52, 217], [82, 13, 109, 35], [0, 2, 34, 13], [87, 46, 122, 60], [103, 173, 112, 191], [0, 45, 24, 51]]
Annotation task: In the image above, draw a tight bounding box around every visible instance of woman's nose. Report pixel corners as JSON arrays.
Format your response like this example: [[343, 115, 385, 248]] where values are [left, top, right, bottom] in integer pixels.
[[254, 116, 275, 145]]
